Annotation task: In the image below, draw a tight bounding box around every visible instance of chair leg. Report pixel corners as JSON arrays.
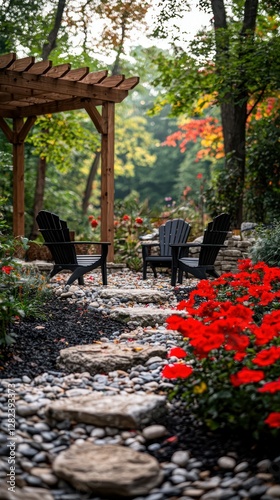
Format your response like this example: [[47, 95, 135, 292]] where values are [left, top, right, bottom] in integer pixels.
[[49, 265, 62, 279], [142, 262, 147, 280], [67, 269, 86, 286], [101, 263, 108, 285], [171, 266, 178, 286], [207, 269, 219, 278], [151, 265, 157, 278], [178, 269, 183, 284]]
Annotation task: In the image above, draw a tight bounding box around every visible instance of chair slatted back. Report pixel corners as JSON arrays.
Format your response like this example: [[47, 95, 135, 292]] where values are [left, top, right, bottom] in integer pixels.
[[198, 213, 231, 266], [209, 213, 231, 232], [36, 210, 77, 265], [159, 219, 191, 257], [198, 230, 228, 266]]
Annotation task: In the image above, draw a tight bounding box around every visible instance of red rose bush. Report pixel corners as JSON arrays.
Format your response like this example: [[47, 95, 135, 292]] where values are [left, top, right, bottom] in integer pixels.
[[162, 259, 280, 436]]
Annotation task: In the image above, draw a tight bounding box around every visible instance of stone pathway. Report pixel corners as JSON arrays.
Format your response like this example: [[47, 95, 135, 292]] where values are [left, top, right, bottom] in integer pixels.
[[0, 269, 280, 500]]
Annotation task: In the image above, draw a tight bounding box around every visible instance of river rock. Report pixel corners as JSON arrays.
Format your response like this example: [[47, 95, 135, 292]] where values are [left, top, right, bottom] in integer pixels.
[[46, 393, 166, 428], [52, 442, 163, 496], [57, 342, 167, 374]]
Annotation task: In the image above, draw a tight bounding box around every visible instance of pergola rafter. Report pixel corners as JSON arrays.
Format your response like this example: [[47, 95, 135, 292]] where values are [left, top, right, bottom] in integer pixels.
[[0, 53, 139, 261]]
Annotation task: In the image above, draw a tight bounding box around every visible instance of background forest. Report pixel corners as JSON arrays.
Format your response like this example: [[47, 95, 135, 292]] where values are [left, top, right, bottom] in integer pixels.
[[0, 0, 280, 243]]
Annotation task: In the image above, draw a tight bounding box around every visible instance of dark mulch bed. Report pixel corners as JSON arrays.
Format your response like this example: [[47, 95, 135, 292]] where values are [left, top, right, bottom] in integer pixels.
[[0, 293, 279, 480], [0, 296, 126, 379]]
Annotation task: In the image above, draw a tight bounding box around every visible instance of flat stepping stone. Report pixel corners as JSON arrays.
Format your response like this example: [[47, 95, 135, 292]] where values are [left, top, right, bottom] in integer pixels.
[[0, 484, 54, 500], [52, 443, 163, 497], [57, 342, 167, 375], [98, 288, 173, 303], [108, 306, 185, 326], [46, 393, 166, 428]]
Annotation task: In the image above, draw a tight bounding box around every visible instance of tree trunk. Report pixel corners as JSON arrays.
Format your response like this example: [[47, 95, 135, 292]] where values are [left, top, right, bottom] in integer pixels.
[[212, 0, 258, 227], [221, 98, 247, 227], [82, 151, 101, 214], [42, 0, 66, 60]]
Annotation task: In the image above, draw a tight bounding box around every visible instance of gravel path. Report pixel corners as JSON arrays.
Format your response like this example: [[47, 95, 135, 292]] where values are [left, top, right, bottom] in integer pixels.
[[0, 269, 279, 500]]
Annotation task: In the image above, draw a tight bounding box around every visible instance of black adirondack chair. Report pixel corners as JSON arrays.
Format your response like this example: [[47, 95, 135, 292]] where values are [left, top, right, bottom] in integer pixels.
[[36, 210, 110, 286], [141, 218, 191, 279], [170, 213, 231, 286]]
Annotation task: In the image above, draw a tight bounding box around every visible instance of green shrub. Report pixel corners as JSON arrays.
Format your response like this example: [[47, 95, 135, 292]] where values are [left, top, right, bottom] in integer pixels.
[[250, 221, 280, 267], [0, 202, 51, 345]]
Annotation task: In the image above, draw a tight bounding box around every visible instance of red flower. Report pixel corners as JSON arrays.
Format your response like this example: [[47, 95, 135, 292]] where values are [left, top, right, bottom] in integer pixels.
[[252, 323, 278, 346], [252, 346, 280, 367], [91, 219, 98, 228], [230, 367, 265, 386], [162, 363, 193, 379], [224, 333, 250, 353], [167, 347, 188, 359], [237, 259, 252, 272], [1, 266, 13, 275], [258, 378, 280, 393], [122, 214, 130, 221], [135, 217, 143, 224], [197, 173, 203, 179], [88, 215, 94, 221], [190, 332, 225, 355], [264, 412, 280, 428], [179, 318, 206, 339], [262, 310, 280, 327], [165, 314, 186, 331], [233, 352, 247, 362]]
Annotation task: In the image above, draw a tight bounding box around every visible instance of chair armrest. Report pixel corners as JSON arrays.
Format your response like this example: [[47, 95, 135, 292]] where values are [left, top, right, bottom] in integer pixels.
[[141, 242, 160, 247], [199, 243, 227, 248], [170, 242, 227, 248], [44, 241, 110, 245], [72, 241, 110, 246], [169, 242, 201, 248]]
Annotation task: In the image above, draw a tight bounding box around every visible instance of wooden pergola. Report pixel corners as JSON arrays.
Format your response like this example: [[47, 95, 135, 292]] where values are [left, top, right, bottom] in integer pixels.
[[0, 53, 139, 261]]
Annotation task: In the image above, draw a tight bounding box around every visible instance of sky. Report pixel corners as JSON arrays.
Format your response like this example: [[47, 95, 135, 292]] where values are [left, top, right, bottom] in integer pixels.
[[136, 0, 213, 50]]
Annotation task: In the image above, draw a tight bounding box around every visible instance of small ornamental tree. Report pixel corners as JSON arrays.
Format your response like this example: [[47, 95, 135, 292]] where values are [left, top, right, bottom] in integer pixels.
[[162, 259, 280, 437]]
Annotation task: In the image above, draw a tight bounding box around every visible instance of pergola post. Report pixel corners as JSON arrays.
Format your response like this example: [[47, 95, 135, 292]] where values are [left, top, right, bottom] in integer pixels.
[[13, 118, 25, 237], [101, 102, 115, 262]]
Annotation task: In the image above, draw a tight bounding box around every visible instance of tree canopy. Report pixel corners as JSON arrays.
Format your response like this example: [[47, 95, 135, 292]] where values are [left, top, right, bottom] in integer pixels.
[[151, 0, 280, 226], [0, 0, 279, 237]]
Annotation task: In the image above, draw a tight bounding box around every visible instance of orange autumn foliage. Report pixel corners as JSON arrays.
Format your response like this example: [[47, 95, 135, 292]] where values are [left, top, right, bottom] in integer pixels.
[[163, 96, 279, 162]]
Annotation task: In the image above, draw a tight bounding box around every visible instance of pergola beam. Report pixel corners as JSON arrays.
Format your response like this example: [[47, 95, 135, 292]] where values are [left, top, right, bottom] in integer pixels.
[[84, 102, 105, 134], [0, 53, 139, 260], [0, 70, 128, 104]]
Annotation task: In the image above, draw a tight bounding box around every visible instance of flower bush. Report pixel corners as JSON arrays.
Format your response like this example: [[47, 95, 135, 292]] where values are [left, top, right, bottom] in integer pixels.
[[162, 259, 280, 437], [88, 192, 156, 270], [0, 204, 51, 345]]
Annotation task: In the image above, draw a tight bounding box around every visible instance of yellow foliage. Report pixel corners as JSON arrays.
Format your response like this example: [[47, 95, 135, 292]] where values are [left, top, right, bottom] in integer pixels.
[[193, 93, 217, 114], [193, 382, 207, 394]]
